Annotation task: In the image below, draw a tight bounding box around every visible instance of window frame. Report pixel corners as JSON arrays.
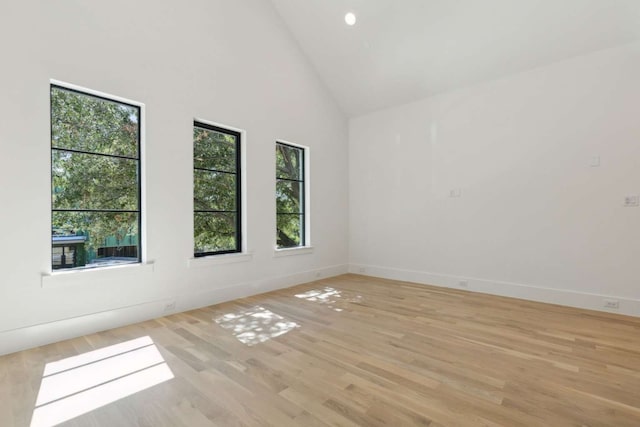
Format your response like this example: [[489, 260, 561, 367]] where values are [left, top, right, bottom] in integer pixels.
[[275, 140, 309, 249], [193, 121, 243, 257], [50, 82, 143, 272]]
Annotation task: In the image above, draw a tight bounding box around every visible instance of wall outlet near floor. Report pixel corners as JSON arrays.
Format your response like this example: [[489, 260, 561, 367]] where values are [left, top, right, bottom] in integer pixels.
[[459, 280, 468, 288], [603, 299, 619, 309], [358, 267, 366, 273], [315, 271, 322, 278], [623, 195, 639, 207], [163, 301, 177, 312], [449, 188, 462, 198]]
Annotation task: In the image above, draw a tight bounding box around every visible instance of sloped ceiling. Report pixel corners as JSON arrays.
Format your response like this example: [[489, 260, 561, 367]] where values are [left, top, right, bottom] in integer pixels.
[[270, 0, 640, 117]]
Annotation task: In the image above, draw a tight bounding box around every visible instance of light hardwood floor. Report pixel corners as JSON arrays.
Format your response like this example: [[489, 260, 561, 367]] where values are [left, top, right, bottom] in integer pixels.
[[2, 274, 640, 426]]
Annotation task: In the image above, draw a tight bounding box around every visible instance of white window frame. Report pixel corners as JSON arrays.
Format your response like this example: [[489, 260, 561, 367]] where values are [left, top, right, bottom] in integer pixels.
[[47, 79, 148, 278], [188, 118, 251, 268], [274, 140, 312, 256]]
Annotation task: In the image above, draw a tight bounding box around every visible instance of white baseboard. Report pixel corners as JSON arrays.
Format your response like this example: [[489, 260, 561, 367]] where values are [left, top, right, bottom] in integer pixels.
[[349, 263, 640, 318], [177, 263, 348, 313], [0, 264, 348, 356]]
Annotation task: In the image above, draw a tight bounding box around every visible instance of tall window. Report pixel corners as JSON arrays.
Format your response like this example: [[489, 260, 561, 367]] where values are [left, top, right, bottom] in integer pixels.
[[193, 122, 241, 256], [51, 84, 141, 270], [276, 142, 306, 248]]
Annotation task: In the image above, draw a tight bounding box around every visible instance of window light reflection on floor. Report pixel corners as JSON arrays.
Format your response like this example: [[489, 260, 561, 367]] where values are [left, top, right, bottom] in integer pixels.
[[294, 287, 363, 312], [31, 336, 174, 427], [214, 306, 299, 346]]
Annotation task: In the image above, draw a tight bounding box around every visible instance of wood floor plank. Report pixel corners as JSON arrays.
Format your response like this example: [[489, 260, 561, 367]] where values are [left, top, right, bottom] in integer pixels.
[[2, 274, 640, 426]]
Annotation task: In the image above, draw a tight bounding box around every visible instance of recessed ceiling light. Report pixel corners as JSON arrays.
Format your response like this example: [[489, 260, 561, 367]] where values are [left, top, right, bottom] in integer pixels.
[[345, 12, 356, 26]]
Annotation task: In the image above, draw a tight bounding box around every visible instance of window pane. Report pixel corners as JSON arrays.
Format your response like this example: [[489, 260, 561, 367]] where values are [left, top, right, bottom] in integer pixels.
[[277, 214, 303, 248], [276, 180, 303, 214], [52, 150, 138, 211], [192, 122, 241, 256], [52, 211, 139, 269], [194, 170, 236, 212], [276, 144, 303, 180], [194, 127, 236, 172], [51, 86, 139, 158], [276, 142, 305, 249], [194, 212, 237, 254]]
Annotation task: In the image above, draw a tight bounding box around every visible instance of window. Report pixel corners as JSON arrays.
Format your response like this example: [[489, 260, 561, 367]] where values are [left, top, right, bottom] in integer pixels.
[[51, 84, 141, 270], [276, 142, 307, 248], [193, 122, 242, 256]]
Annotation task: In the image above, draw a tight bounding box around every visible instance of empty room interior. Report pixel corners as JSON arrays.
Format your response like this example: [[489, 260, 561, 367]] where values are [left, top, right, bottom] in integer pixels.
[[1, 0, 640, 426]]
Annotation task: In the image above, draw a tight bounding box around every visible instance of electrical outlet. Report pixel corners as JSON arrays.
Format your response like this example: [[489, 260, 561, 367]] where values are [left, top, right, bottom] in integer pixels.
[[163, 301, 176, 312], [315, 271, 322, 278], [603, 299, 619, 309], [459, 280, 468, 288], [623, 195, 639, 207], [358, 267, 365, 273]]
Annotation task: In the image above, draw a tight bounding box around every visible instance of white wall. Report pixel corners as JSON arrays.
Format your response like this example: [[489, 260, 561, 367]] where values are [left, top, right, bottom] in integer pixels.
[[0, 0, 348, 355], [350, 42, 640, 316]]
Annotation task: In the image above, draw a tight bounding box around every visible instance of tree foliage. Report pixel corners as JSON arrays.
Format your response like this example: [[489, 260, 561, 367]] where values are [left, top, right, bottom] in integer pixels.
[[193, 126, 239, 253], [276, 144, 304, 248], [51, 87, 140, 257], [50, 88, 306, 261]]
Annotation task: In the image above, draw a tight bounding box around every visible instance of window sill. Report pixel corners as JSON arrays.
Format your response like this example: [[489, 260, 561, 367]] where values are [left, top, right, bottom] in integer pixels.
[[41, 262, 155, 288], [188, 252, 253, 268], [273, 246, 314, 257]]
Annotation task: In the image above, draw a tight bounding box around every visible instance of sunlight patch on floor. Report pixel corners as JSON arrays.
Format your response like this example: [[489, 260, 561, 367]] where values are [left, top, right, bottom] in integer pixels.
[[295, 287, 363, 311], [214, 306, 299, 346], [31, 336, 173, 427]]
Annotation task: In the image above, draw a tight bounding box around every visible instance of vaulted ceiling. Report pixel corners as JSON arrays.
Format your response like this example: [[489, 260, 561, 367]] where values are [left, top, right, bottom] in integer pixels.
[[270, 0, 640, 117]]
